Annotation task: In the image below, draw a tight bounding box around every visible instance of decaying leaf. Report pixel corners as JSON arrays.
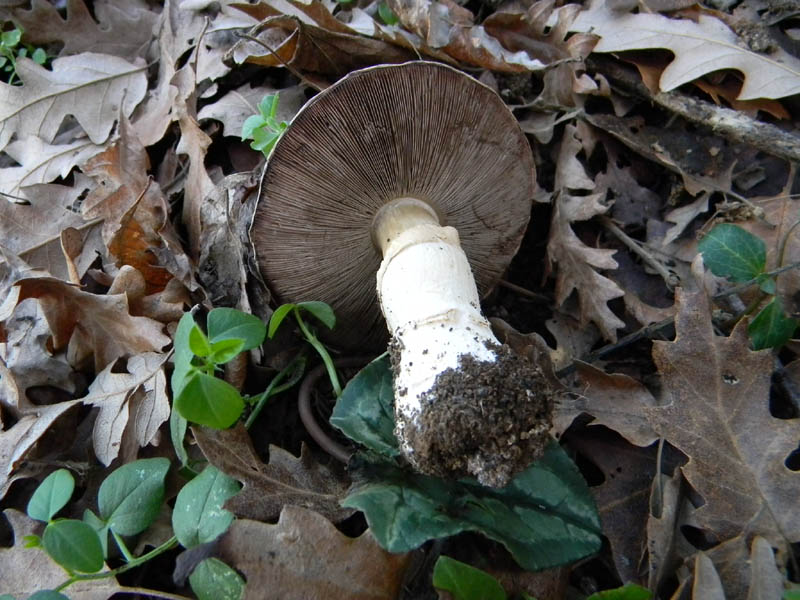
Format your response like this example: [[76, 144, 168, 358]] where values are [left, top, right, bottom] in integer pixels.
[[4, 0, 158, 60], [570, 2, 800, 100], [0, 277, 171, 371], [80, 352, 170, 466], [0, 508, 125, 599], [0, 53, 147, 152], [646, 266, 800, 545], [218, 506, 411, 600], [193, 424, 353, 523], [547, 124, 625, 341]]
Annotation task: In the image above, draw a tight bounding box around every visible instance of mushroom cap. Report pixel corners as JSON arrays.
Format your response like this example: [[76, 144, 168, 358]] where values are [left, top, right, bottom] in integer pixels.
[[252, 61, 535, 351]]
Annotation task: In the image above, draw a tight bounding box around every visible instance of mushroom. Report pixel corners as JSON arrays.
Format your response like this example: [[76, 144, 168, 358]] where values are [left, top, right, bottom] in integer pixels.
[[252, 61, 553, 487]]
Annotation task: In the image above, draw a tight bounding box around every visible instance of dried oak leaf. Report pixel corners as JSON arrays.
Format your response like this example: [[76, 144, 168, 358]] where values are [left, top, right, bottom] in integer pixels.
[[0, 174, 98, 281], [80, 352, 170, 466], [218, 506, 411, 600], [570, 2, 800, 100], [5, 0, 158, 60], [546, 124, 625, 341], [193, 424, 353, 523], [646, 277, 800, 545], [0, 509, 125, 599], [0, 135, 104, 200], [0, 277, 170, 372], [0, 53, 147, 153]]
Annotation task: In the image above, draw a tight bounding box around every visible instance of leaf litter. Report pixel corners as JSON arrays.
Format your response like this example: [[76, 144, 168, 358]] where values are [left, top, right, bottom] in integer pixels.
[[0, 0, 799, 597]]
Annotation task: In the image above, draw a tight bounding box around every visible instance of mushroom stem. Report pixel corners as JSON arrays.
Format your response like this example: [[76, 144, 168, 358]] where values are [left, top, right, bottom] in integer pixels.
[[374, 198, 551, 488]]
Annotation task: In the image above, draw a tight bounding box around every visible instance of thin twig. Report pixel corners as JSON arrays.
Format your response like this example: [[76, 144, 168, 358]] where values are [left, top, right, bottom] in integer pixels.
[[497, 279, 550, 304], [600, 216, 679, 289]]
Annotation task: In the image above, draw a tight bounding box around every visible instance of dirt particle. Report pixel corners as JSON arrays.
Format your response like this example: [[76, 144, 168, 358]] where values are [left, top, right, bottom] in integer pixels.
[[399, 344, 554, 488]]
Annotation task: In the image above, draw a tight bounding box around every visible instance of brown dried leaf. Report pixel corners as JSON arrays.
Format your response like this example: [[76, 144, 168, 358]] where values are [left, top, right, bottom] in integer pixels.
[[0, 509, 125, 599], [0, 277, 170, 372], [547, 124, 625, 341], [557, 362, 658, 446], [0, 136, 104, 200], [193, 424, 353, 522], [0, 53, 147, 153], [218, 506, 411, 600], [646, 276, 800, 544], [6, 0, 157, 60], [80, 352, 170, 466], [0, 176, 98, 281], [570, 2, 800, 100]]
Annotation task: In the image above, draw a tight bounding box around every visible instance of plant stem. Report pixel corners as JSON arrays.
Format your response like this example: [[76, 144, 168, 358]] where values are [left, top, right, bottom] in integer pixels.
[[55, 536, 179, 592], [112, 530, 134, 562], [245, 354, 307, 428], [294, 309, 342, 397]]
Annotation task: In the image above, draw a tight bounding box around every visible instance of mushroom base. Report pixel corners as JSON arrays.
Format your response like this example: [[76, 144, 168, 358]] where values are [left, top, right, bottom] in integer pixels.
[[395, 345, 554, 488]]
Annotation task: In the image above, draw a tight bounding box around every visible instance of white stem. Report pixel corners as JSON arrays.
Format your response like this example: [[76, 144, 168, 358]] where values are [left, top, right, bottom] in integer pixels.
[[374, 198, 500, 455]]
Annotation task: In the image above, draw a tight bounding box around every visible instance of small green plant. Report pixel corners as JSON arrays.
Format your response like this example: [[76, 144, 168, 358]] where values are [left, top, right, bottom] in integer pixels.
[[22, 460, 243, 599], [0, 24, 47, 85], [268, 301, 341, 396], [241, 93, 288, 157], [377, 2, 399, 25], [698, 222, 799, 350]]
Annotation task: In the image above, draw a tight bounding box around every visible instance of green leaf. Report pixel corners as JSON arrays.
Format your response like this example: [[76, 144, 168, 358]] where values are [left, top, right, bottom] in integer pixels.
[[0, 56, 7, 68], [343, 440, 602, 571], [209, 338, 246, 364], [31, 47, 46, 64], [378, 1, 399, 24], [83, 509, 110, 558], [27, 469, 74, 522], [268, 303, 297, 338], [0, 593, 14, 599], [42, 519, 104, 573], [98, 457, 170, 536], [174, 372, 244, 429], [748, 297, 798, 350], [171, 406, 190, 468], [189, 558, 245, 600], [432, 556, 506, 600], [258, 94, 279, 119], [297, 301, 336, 330], [207, 308, 266, 350], [172, 312, 198, 397], [250, 129, 281, 154], [698, 223, 766, 282], [2, 29, 22, 48], [756, 273, 777, 295], [173, 465, 240, 548], [241, 114, 264, 141], [330, 355, 399, 457], [28, 592, 71, 600], [23, 534, 41, 548], [189, 324, 213, 357], [587, 583, 653, 600], [783, 591, 800, 600]]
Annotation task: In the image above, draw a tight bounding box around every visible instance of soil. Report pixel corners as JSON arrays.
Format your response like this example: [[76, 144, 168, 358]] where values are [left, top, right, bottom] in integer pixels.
[[399, 344, 555, 487]]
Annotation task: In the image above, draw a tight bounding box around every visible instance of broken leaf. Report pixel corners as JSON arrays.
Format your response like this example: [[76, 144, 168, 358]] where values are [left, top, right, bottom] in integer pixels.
[[217, 506, 411, 600]]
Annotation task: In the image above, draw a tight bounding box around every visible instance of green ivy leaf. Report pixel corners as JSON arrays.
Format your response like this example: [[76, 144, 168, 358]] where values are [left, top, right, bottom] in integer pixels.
[[189, 558, 245, 600], [268, 304, 297, 338], [173, 465, 240, 549], [207, 308, 266, 350], [297, 301, 336, 330], [208, 338, 246, 364], [27, 469, 74, 522], [174, 372, 244, 429], [83, 509, 110, 558], [189, 325, 213, 357], [343, 440, 602, 571], [378, 1, 399, 24], [433, 556, 506, 600], [42, 519, 104, 573], [1, 29, 22, 48], [171, 312, 197, 397], [28, 591, 71, 600], [587, 583, 652, 599], [330, 355, 399, 457], [748, 297, 798, 350], [98, 458, 170, 536], [698, 223, 766, 282]]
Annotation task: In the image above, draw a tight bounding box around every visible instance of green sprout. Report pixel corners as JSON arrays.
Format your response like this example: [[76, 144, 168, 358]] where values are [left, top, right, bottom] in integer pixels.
[[241, 93, 288, 157], [1, 24, 48, 85]]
